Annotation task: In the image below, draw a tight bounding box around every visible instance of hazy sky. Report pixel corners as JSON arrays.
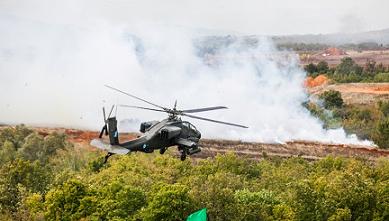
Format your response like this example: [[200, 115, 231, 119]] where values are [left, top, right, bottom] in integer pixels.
[[1, 0, 388, 35]]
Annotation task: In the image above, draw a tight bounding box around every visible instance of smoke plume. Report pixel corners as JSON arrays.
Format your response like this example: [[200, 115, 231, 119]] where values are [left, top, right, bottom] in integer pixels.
[[0, 16, 372, 145]]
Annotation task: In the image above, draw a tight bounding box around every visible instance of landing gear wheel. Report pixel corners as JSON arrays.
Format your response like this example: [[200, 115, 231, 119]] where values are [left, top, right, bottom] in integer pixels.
[[180, 153, 187, 161], [104, 152, 114, 164], [160, 147, 166, 155]]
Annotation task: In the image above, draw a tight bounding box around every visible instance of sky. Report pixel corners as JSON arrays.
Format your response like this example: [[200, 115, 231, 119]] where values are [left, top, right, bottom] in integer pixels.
[[0, 0, 388, 35]]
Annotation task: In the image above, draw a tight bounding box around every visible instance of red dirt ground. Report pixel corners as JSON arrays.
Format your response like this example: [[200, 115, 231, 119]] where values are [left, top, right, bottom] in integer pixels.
[[2, 122, 388, 161], [304, 75, 329, 88], [55, 128, 389, 161], [309, 83, 389, 104]]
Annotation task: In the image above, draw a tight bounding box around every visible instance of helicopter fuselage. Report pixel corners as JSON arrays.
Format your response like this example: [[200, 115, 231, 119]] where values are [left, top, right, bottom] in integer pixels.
[[92, 85, 247, 161], [91, 117, 202, 160]]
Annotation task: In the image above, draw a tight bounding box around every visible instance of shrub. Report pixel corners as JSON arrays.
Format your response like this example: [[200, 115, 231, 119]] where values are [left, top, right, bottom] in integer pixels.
[[378, 101, 389, 117], [343, 107, 375, 140], [304, 63, 318, 76], [335, 57, 363, 76], [0, 159, 51, 213], [372, 117, 389, 149], [44, 179, 89, 221], [317, 61, 329, 73], [373, 73, 389, 82], [320, 90, 344, 109], [139, 183, 194, 221]]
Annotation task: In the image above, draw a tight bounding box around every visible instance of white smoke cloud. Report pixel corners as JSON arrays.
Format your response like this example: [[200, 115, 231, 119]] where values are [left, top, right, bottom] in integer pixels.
[[0, 15, 372, 145]]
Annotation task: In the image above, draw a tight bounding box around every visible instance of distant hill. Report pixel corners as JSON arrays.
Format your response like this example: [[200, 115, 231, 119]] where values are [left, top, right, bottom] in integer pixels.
[[192, 29, 389, 54], [272, 28, 389, 45]]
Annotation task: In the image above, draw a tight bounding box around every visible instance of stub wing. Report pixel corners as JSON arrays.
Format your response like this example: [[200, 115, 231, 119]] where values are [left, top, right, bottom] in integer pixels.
[[90, 139, 130, 155]]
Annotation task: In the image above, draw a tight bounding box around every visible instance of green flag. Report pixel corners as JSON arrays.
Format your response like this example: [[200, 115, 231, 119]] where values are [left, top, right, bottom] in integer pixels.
[[186, 208, 207, 221]]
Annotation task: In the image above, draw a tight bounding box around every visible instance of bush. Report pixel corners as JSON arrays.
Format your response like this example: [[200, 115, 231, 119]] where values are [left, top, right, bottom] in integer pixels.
[[343, 107, 376, 139], [335, 57, 363, 76], [0, 126, 68, 165], [373, 73, 389, 82], [0, 125, 33, 149], [44, 179, 89, 221], [3, 126, 389, 220], [304, 63, 318, 76], [139, 183, 194, 221], [320, 90, 344, 109], [317, 61, 329, 73], [378, 101, 389, 117], [372, 117, 389, 149], [0, 159, 51, 213]]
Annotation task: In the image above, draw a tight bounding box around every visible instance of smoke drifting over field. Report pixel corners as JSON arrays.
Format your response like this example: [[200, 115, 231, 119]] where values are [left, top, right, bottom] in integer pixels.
[[0, 16, 372, 145]]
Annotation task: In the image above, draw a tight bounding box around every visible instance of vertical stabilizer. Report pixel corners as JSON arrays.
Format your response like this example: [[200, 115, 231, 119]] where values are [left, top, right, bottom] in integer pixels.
[[107, 117, 119, 145]]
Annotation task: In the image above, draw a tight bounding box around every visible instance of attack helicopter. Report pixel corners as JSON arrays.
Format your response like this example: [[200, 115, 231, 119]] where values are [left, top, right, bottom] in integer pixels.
[[90, 85, 248, 162]]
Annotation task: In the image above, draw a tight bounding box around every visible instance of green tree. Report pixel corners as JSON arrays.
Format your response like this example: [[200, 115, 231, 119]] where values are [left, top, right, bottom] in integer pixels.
[[44, 179, 89, 221], [304, 63, 318, 76], [373, 117, 389, 149], [96, 182, 146, 220], [234, 189, 295, 221], [0, 140, 16, 164], [320, 90, 344, 109], [43, 132, 67, 157], [374, 73, 389, 82], [17, 132, 67, 164], [139, 183, 194, 221], [189, 171, 243, 221], [317, 60, 329, 73], [335, 57, 363, 76], [295, 169, 376, 220], [0, 125, 33, 149], [374, 181, 389, 221], [18, 133, 44, 162], [364, 59, 377, 76], [343, 107, 375, 140], [0, 159, 51, 213], [378, 101, 389, 118]]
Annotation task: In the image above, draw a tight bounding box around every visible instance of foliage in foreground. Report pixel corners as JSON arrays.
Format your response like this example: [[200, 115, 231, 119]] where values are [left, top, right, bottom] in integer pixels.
[[0, 126, 389, 220]]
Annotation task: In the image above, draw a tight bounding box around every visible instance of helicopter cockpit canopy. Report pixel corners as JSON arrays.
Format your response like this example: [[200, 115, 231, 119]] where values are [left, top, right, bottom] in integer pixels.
[[182, 121, 199, 133]]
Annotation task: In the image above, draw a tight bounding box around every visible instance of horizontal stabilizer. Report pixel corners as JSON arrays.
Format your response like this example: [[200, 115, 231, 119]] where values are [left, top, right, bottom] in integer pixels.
[[90, 139, 130, 155]]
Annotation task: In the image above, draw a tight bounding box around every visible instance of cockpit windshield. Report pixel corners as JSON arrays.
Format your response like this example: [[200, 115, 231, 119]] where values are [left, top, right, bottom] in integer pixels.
[[188, 122, 198, 132]]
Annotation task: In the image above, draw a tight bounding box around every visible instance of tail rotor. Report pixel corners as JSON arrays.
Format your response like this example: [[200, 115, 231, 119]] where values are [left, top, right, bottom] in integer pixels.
[[99, 105, 115, 138]]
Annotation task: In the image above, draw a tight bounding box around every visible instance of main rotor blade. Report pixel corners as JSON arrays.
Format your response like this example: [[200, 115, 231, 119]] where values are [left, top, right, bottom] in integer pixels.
[[119, 105, 168, 113], [182, 113, 248, 128], [181, 106, 228, 113], [102, 107, 107, 122], [107, 105, 115, 119], [105, 85, 167, 110]]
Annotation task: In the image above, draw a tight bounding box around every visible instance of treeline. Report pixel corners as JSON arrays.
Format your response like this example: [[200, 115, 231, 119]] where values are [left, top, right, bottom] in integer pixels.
[[307, 91, 389, 149], [278, 42, 389, 52], [304, 57, 389, 83], [0, 126, 389, 220]]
